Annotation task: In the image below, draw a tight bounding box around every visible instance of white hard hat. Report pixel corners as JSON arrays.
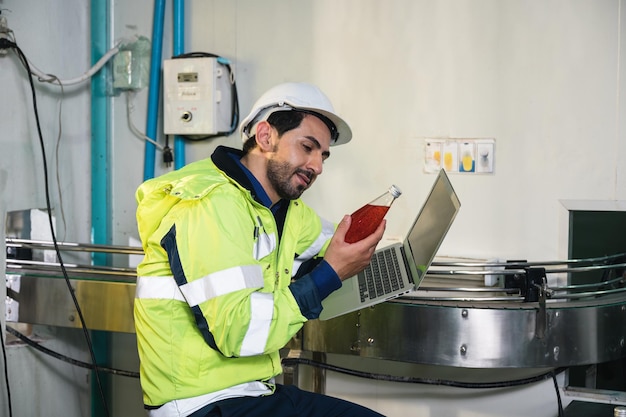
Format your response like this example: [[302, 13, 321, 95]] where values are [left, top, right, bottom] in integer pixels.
[[239, 82, 352, 146]]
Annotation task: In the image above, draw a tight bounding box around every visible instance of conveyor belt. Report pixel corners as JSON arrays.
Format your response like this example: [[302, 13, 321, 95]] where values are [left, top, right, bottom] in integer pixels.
[[4, 239, 626, 369], [304, 254, 626, 369]]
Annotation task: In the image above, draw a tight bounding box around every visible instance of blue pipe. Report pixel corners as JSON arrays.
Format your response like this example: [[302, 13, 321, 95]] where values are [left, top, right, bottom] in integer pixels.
[[144, 0, 167, 181], [90, 1, 111, 415], [173, 0, 186, 169], [91, 1, 110, 261]]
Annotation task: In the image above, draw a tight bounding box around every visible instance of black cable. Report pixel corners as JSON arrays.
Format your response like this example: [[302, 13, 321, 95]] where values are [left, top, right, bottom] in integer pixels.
[[552, 370, 564, 417], [0, 37, 110, 417], [1, 324, 12, 417], [5, 326, 139, 378], [163, 135, 173, 167], [281, 357, 567, 389]]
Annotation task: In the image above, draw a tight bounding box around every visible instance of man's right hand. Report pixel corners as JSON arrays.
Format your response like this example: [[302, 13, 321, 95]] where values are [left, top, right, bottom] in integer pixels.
[[323, 215, 386, 281]]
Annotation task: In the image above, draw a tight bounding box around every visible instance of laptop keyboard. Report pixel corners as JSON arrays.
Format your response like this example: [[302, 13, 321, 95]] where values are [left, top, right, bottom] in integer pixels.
[[358, 248, 405, 302]]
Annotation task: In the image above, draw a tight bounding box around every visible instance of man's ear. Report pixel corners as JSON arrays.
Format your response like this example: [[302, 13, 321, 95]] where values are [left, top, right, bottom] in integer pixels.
[[255, 121, 274, 151]]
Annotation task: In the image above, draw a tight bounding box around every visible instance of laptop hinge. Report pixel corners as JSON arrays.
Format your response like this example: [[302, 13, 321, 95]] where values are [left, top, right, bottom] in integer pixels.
[[399, 246, 414, 284]]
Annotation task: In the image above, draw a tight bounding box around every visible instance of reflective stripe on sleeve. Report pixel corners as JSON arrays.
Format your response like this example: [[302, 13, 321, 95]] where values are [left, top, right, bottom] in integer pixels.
[[136, 264, 264, 306], [292, 217, 335, 276], [239, 292, 274, 356], [135, 276, 185, 301], [180, 264, 264, 307]]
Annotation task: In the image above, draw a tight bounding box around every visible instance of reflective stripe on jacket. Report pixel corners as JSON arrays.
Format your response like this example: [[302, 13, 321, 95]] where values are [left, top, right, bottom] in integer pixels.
[[134, 155, 333, 407]]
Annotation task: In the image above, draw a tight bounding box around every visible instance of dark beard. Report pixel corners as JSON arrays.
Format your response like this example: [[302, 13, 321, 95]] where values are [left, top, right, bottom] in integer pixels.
[[267, 158, 312, 200]]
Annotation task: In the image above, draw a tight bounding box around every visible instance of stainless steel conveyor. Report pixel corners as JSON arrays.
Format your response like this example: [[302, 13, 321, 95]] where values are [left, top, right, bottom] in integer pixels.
[[303, 254, 626, 369], [4, 238, 626, 372]]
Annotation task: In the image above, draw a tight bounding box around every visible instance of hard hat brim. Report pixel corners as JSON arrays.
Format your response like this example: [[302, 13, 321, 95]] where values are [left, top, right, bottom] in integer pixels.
[[290, 105, 352, 146]]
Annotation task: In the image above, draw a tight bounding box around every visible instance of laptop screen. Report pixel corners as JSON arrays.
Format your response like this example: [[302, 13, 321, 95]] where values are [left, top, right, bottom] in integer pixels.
[[406, 170, 461, 280]]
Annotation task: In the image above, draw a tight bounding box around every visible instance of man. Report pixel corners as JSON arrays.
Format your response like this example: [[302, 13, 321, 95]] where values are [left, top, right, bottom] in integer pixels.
[[134, 82, 386, 417]]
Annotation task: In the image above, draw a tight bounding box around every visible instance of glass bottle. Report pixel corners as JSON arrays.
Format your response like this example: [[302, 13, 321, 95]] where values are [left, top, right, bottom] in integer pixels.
[[345, 185, 402, 243]]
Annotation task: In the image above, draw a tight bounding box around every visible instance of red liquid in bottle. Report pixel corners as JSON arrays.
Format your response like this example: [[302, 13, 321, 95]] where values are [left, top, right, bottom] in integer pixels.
[[344, 204, 390, 243]]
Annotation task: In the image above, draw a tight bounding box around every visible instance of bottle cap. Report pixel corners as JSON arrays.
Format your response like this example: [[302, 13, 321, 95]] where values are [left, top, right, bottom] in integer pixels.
[[389, 185, 402, 198], [615, 406, 626, 417]]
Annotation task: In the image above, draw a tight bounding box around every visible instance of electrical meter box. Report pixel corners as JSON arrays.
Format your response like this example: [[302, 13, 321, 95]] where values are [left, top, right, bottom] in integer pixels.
[[163, 57, 233, 136]]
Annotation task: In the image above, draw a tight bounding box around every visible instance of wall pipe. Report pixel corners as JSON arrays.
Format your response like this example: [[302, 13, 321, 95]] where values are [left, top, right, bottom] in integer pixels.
[[90, 1, 111, 415], [144, 0, 167, 181], [173, 0, 186, 169]]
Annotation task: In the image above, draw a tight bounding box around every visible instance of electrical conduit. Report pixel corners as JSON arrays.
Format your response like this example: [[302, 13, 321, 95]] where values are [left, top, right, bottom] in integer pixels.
[[173, 0, 186, 169], [144, 0, 167, 181], [90, 1, 111, 415]]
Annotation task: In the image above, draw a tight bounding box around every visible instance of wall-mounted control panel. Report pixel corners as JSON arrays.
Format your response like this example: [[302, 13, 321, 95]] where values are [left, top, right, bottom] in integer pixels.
[[163, 57, 232, 136]]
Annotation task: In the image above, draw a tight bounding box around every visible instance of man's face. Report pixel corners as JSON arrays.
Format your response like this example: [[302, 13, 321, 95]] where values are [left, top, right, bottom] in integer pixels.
[[266, 114, 332, 200]]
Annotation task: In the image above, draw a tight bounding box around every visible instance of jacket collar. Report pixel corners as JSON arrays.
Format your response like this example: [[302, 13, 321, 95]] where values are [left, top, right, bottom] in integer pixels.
[[212, 145, 276, 210]]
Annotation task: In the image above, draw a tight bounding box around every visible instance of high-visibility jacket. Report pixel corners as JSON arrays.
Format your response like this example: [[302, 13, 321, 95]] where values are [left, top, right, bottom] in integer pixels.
[[134, 146, 335, 407]]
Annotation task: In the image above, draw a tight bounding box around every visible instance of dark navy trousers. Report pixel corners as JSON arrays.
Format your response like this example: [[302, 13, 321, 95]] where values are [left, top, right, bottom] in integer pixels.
[[188, 384, 385, 417]]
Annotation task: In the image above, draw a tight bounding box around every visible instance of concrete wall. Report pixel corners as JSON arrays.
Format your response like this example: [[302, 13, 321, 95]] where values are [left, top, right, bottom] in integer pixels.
[[0, 0, 93, 415]]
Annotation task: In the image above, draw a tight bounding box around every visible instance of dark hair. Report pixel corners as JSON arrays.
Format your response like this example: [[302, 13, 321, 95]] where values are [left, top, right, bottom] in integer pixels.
[[242, 110, 306, 154]]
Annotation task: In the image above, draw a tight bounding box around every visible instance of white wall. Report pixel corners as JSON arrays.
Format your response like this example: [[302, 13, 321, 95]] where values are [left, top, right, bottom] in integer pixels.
[[113, 0, 626, 263], [112, 0, 626, 265], [2, 0, 625, 416]]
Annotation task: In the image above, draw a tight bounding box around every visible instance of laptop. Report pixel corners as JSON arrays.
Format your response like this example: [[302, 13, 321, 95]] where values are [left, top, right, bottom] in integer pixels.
[[319, 169, 461, 320]]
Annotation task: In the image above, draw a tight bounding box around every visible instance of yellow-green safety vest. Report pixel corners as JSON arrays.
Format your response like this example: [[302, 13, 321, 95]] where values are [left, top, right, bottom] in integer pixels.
[[134, 156, 334, 407]]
